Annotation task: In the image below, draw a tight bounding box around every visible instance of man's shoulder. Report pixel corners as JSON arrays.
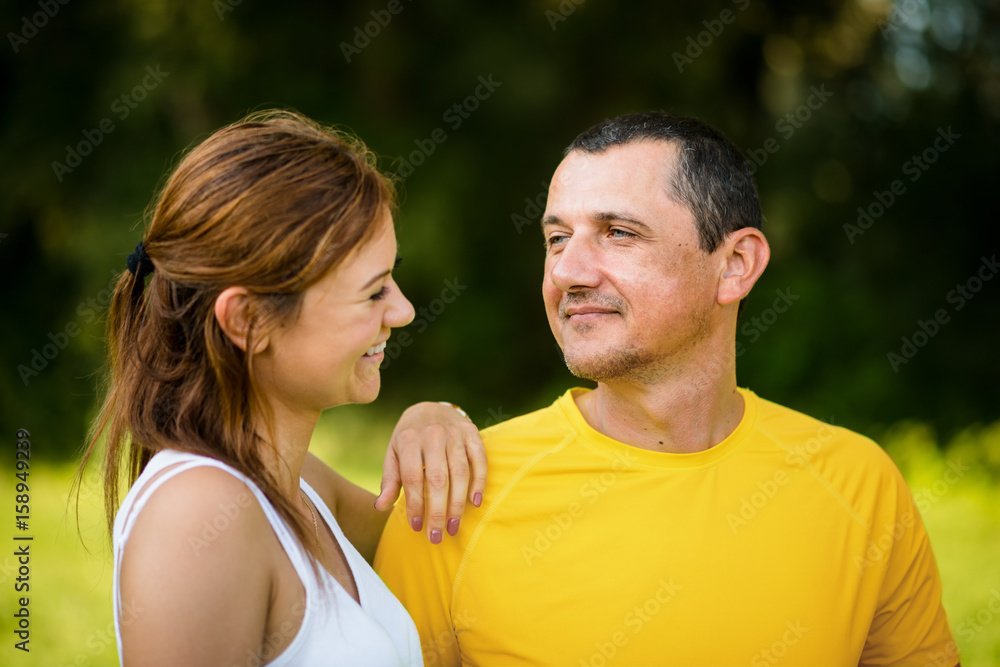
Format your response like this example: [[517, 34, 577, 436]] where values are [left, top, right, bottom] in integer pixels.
[[475, 390, 581, 474], [480, 391, 576, 446], [750, 391, 901, 478]]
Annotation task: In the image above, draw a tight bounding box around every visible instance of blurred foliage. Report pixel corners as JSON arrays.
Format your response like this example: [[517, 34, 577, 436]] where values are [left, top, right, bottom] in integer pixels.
[[1, 0, 998, 460]]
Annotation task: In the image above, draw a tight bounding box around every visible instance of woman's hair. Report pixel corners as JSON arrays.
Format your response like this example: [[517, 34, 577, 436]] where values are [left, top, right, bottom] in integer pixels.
[[77, 109, 395, 563]]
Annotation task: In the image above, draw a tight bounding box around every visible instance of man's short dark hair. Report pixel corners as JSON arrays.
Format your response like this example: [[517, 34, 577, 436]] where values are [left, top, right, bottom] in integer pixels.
[[565, 111, 762, 254]]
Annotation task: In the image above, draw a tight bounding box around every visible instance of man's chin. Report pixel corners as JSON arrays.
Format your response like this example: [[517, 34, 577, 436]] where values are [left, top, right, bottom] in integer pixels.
[[562, 347, 648, 382], [562, 353, 617, 382]]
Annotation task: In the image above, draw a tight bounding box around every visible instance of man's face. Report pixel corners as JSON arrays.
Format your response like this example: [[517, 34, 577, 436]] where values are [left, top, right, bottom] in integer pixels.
[[541, 141, 723, 383]]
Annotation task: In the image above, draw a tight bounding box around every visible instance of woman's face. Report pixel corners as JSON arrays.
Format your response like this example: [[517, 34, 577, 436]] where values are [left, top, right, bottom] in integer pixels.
[[257, 211, 414, 414]]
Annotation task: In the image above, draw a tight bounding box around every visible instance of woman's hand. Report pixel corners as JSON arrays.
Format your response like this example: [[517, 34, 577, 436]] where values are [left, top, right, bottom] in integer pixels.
[[374, 401, 487, 544]]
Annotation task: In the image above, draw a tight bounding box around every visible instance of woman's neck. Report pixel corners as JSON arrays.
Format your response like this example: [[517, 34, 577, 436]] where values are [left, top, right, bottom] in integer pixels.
[[255, 398, 321, 497]]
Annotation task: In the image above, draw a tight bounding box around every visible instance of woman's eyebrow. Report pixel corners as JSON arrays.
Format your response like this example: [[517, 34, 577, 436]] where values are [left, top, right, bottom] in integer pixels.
[[361, 269, 391, 291]]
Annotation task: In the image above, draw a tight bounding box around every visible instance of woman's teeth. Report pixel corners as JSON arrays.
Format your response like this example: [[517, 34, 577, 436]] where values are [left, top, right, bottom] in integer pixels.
[[364, 342, 387, 357]]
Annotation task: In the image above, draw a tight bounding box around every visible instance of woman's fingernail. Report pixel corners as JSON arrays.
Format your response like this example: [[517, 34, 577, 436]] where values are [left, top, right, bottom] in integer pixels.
[[447, 517, 460, 536], [473, 492, 482, 507], [411, 516, 423, 532], [430, 529, 442, 544]]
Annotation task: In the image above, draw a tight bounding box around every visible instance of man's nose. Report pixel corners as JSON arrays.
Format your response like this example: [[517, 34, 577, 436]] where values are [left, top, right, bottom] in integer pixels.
[[548, 236, 603, 292]]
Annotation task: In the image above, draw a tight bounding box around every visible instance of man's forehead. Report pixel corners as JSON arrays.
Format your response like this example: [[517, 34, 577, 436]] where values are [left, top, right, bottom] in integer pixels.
[[547, 141, 680, 209]]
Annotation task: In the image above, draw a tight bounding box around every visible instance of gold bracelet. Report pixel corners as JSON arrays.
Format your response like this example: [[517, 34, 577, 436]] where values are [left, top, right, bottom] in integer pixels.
[[437, 401, 469, 419]]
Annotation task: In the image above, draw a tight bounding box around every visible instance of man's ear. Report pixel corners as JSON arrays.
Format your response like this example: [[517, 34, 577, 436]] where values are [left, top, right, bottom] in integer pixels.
[[214, 287, 269, 354], [717, 228, 770, 306]]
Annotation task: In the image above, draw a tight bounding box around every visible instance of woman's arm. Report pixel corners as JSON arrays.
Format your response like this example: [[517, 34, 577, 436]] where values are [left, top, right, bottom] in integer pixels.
[[302, 452, 386, 563], [118, 467, 276, 666], [304, 401, 487, 562]]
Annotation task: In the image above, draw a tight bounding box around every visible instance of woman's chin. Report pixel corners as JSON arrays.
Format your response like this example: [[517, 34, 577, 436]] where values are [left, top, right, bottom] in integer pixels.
[[350, 378, 382, 405]]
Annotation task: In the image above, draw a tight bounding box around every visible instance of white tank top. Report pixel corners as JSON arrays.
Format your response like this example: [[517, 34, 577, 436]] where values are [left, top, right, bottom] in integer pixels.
[[112, 449, 423, 666]]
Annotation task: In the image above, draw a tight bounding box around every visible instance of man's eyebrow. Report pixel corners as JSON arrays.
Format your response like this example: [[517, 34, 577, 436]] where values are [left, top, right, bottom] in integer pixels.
[[541, 211, 654, 233], [594, 211, 654, 233]]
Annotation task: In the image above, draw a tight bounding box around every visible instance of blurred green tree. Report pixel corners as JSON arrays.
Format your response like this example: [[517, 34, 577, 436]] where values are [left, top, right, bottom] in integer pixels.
[[1, 0, 997, 458]]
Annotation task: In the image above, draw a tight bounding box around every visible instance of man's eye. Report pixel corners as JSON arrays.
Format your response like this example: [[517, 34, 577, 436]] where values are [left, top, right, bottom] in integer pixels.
[[371, 286, 388, 301], [546, 235, 568, 248], [610, 228, 636, 239]]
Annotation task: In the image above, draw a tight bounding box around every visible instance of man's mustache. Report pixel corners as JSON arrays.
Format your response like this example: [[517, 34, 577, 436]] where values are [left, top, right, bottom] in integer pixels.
[[559, 292, 626, 318]]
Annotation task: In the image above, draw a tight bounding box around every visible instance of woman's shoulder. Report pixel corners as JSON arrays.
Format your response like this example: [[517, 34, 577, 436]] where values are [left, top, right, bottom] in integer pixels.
[[122, 460, 275, 558], [115, 456, 285, 663], [117, 460, 279, 628]]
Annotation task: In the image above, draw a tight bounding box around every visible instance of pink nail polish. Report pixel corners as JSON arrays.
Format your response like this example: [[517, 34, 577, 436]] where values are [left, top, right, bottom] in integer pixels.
[[430, 529, 442, 544], [447, 517, 460, 536], [411, 516, 423, 532], [473, 492, 482, 507]]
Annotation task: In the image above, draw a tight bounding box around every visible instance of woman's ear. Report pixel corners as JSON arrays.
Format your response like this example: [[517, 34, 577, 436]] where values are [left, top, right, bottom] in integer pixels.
[[717, 228, 771, 306], [214, 287, 269, 354]]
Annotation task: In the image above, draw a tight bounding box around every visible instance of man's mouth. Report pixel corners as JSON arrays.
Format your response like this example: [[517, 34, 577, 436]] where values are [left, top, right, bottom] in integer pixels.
[[560, 294, 625, 321], [364, 341, 387, 357], [564, 306, 617, 318]]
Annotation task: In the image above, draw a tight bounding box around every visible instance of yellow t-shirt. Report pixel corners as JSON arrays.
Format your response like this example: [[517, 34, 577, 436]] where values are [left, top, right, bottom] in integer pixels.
[[375, 388, 957, 666]]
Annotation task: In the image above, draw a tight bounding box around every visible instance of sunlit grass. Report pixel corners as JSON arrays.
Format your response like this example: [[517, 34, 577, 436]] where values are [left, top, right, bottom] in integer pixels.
[[3, 414, 998, 666]]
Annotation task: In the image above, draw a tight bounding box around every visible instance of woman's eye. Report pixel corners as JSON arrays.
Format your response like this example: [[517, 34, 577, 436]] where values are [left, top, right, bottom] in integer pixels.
[[371, 286, 388, 301]]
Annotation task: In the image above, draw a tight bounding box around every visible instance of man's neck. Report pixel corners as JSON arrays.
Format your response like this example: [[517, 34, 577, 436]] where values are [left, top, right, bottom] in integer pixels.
[[574, 357, 744, 454]]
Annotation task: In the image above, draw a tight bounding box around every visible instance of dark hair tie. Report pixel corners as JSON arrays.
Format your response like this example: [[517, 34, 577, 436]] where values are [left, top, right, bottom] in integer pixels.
[[126, 242, 155, 291], [125, 241, 156, 300]]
